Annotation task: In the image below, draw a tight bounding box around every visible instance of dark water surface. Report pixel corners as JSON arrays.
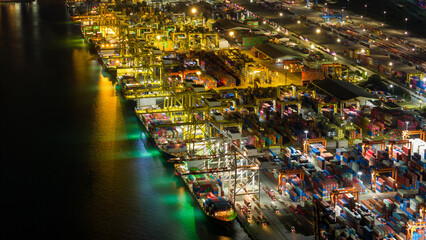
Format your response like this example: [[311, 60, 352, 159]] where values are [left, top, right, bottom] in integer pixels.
[[0, 2, 247, 239]]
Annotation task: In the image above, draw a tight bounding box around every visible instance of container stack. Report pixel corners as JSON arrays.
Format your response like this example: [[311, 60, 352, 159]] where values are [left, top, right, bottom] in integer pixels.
[[308, 143, 333, 169], [313, 174, 338, 201], [282, 147, 302, 167], [420, 182, 426, 198], [397, 171, 419, 190], [367, 123, 381, 137], [397, 119, 417, 131], [374, 175, 396, 193], [263, 128, 283, 147], [192, 177, 223, 199], [283, 175, 307, 202]]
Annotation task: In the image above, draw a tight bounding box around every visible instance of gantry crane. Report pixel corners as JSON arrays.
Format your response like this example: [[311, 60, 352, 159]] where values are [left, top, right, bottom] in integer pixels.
[[407, 220, 426, 240], [403, 130, 425, 141], [321, 63, 349, 80], [316, 101, 338, 116], [371, 167, 397, 191], [277, 169, 305, 194], [303, 138, 327, 154], [330, 187, 359, 208], [361, 139, 385, 156], [388, 140, 412, 160], [407, 72, 424, 85]]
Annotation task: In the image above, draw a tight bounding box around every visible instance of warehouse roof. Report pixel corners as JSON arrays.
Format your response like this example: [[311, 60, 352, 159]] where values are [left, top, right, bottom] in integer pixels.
[[253, 43, 305, 60], [313, 78, 378, 101], [215, 19, 251, 31]]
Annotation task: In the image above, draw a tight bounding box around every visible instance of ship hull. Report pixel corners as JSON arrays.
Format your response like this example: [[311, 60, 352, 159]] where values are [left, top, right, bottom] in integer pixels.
[[135, 115, 178, 159]]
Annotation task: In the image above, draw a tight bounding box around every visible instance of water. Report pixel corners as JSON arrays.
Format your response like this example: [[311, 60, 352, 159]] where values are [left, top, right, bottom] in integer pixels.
[[0, 2, 248, 239]]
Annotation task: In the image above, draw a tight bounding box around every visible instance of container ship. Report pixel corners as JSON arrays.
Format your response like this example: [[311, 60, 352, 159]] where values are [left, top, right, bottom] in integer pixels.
[[174, 162, 237, 222], [117, 74, 142, 93], [136, 112, 188, 158]]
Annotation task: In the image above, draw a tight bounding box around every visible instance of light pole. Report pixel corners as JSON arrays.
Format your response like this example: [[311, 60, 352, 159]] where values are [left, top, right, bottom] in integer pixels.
[[383, 11, 386, 26], [406, 121, 409, 131], [389, 84, 393, 95], [190, 7, 197, 26], [304, 130, 309, 140], [364, 4, 367, 18], [156, 35, 163, 51], [284, 65, 289, 86], [405, 18, 408, 34]]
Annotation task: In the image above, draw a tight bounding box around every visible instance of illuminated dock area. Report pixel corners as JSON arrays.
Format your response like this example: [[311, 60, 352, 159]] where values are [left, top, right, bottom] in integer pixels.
[[70, 1, 426, 239]]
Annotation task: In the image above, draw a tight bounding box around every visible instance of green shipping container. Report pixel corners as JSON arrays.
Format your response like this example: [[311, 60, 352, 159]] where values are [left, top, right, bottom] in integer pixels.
[[242, 36, 266, 47]]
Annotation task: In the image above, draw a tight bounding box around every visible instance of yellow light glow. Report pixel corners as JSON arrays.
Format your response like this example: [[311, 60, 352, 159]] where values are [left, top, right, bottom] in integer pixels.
[[191, 8, 197, 14], [229, 31, 234, 37]]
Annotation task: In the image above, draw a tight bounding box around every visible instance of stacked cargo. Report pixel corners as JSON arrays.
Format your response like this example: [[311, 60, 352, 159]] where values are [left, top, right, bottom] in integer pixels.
[[370, 107, 400, 127], [283, 175, 307, 202], [192, 177, 223, 199], [308, 143, 334, 169], [420, 182, 426, 198], [282, 147, 302, 167], [263, 129, 283, 146], [399, 198, 417, 219], [366, 122, 381, 137], [390, 145, 410, 162], [246, 20, 259, 29], [242, 35, 267, 47], [397, 118, 417, 131], [313, 174, 338, 200], [410, 198, 421, 213], [410, 77, 426, 93], [344, 126, 362, 140], [397, 170, 421, 190]]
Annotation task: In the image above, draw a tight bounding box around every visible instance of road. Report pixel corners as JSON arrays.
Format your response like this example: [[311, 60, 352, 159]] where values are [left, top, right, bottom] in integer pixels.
[[234, 170, 314, 240]]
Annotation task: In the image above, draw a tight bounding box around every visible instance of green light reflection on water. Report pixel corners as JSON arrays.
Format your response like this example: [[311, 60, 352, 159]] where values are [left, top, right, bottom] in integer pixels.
[[110, 149, 161, 160], [57, 38, 87, 48]]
